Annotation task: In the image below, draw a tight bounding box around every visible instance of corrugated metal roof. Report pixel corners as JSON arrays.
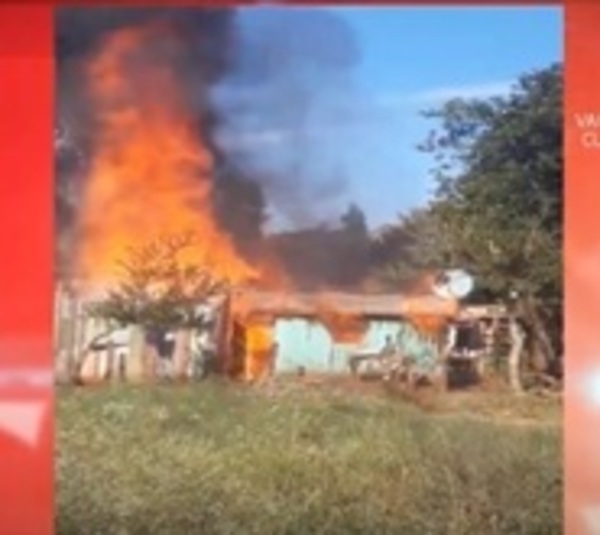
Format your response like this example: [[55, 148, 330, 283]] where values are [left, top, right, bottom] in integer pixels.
[[231, 289, 458, 318]]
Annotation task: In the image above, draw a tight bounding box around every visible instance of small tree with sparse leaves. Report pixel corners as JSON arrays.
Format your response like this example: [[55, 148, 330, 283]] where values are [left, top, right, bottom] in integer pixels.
[[87, 232, 229, 380]]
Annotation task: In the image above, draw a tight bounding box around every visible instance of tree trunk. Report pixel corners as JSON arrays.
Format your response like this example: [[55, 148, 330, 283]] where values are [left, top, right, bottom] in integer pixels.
[[433, 325, 453, 391], [145, 344, 165, 381], [522, 297, 555, 374], [173, 329, 192, 380], [475, 354, 486, 381], [126, 326, 147, 383], [432, 362, 448, 392], [507, 317, 524, 393]]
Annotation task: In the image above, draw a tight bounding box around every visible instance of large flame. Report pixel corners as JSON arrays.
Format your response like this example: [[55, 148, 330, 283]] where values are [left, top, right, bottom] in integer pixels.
[[314, 305, 367, 344], [75, 24, 256, 286], [244, 319, 274, 381]]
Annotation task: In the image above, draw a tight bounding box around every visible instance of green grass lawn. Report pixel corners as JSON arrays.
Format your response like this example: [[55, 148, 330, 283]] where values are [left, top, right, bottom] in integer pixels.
[[57, 380, 561, 535]]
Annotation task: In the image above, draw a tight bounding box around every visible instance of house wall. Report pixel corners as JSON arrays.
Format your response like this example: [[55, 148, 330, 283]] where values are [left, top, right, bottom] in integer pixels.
[[55, 284, 227, 383], [273, 316, 439, 374], [364, 320, 438, 367], [274, 318, 334, 373]]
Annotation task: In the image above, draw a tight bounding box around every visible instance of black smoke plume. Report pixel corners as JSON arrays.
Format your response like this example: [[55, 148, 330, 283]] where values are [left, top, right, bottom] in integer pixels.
[[55, 7, 263, 269], [55, 7, 367, 287], [213, 8, 361, 229]]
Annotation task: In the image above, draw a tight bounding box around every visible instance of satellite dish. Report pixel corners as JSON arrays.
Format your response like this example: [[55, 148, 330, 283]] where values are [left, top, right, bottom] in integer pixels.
[[432, 269, 474, 299]]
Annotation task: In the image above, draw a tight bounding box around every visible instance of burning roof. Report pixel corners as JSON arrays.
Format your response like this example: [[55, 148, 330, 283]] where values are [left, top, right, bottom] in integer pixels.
[[230, 289, 459, 319]]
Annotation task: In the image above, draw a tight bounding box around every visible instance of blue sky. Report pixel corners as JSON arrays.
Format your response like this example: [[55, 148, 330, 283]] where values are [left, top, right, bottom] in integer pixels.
[[219, 6, 563, 231]]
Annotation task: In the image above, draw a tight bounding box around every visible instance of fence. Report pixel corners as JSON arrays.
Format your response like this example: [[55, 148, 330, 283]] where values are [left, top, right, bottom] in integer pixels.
[[54, 283, 228, 384], [54, 283, 121, 382]]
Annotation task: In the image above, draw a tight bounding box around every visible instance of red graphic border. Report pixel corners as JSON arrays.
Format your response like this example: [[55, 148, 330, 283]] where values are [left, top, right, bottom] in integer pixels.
[[0, 3, 591, 534]]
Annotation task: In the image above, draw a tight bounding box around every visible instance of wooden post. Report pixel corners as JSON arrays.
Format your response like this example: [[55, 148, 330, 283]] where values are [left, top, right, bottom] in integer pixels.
[[507, 317, 524, 393], [114, 350, 126, 382], [475, 353, 486, 380], [212, 295, 228, 375], [64, 290, 80, 383], [433, 322, 453, 391], [74, 298, 89, 380], [432, 361, 448, 392], [126, 325, 147, 383], [55, 285, 73, 384], [144, 342, 160, 383], [172, 328, 192, 380], [105, 342, 115, 382]]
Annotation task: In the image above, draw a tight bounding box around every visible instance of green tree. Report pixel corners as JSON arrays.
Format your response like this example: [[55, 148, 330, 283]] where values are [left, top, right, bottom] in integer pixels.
[[418, 63, 562, 374], [88, 232, 228, 380], [89, 232, 227, 329]]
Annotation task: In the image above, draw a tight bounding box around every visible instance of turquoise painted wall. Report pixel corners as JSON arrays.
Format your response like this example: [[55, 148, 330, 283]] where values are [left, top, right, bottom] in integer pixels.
[[273, 317, 438, 374], [273, 318, 333, 373]]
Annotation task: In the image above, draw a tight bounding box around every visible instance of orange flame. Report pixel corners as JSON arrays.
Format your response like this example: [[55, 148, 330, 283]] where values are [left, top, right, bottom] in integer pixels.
[[244, 319, 274, 381], [314, 303, 367, 343], [408, 314, 447, 338], [75, 24, 256, 286]]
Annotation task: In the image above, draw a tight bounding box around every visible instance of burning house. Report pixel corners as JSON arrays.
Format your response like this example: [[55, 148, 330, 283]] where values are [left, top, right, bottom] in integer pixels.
[[55, 283, 465, 385], [53, 13, 514, 389], [223, 289, 459, 382]]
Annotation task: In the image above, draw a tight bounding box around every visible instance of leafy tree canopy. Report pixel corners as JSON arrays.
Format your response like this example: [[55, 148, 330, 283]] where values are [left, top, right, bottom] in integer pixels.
[[88, 232, 228, 330], [373, 63, 562, 367]]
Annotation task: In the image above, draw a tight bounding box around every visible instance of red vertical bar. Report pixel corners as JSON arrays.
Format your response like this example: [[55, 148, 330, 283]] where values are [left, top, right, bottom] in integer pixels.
[[565, 2, 600, 535], [0, 2, 576, 535], [0, 4, 54, 535]]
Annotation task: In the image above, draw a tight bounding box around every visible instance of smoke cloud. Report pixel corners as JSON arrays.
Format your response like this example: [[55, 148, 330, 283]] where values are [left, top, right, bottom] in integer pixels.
[[55, 7, 235, 149], [55, 7, 364, 274], [212, 8, 362, 229]]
